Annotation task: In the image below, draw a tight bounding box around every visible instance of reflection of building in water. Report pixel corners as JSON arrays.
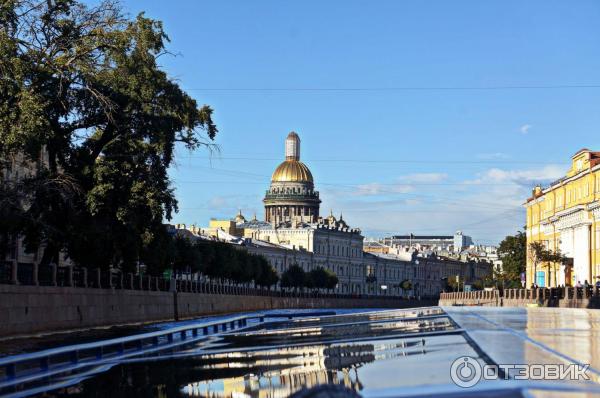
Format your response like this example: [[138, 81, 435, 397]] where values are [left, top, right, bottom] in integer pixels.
[[183, 344, 367, 398], [181, 340, 427, 398]]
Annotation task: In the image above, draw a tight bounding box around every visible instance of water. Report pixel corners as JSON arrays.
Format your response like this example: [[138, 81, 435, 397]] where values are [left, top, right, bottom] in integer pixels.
[[4, 307, 600, 397]]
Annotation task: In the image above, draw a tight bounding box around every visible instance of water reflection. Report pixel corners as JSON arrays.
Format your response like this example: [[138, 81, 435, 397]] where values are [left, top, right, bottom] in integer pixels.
[[221, 315, 455, 349], [12, 308, 471, 398]]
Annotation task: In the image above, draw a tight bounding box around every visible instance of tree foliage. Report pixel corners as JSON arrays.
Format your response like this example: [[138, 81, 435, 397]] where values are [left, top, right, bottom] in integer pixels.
[[140, 234, 279, 286], [281, 264, 306, 290], [0, 0, 217, 269], [497, 231, 526, 285], [281, 264, 338, 291], [528, 241, 568, 286], [307, 266, 338, 290]]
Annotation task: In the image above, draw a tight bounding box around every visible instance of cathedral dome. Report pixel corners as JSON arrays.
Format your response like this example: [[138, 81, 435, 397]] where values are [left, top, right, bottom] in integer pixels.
[[264, 131, 320, 226], [271, 160, 314, 183]]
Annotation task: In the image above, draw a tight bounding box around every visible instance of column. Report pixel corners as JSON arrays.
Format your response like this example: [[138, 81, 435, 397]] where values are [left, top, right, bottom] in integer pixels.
[[574, 224, 592, 284]]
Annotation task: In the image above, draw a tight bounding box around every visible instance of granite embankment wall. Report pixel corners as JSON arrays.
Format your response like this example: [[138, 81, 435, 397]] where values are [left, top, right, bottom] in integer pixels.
[[439, 288, 600, 308], [0, 284, 436, 338]]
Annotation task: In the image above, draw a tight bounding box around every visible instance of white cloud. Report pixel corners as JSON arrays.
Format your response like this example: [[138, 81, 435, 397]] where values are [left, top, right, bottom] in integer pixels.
[[520, 124, 532, 134], [352, 173, 448, 197], [319, 166, 568, 243], [479, 164, 564, 186], [353, 182, 414, 196]]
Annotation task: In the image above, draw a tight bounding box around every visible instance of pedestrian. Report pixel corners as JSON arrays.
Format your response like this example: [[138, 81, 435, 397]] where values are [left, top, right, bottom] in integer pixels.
[[584, 280, 590, 288], [576, 281, 583, 288]]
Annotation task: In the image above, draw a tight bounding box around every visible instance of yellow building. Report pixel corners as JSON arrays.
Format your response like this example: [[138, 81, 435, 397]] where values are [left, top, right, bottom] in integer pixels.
[[525, 149, 600, 287]]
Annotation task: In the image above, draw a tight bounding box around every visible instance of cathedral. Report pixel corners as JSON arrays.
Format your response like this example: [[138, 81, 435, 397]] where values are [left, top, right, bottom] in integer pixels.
[[190, 131, 447, 297], [263, 132, 321, 226]]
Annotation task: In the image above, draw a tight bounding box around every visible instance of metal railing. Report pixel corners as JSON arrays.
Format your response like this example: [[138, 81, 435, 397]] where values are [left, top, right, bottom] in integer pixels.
[[439, 290, 500, 301], [440, 287, 600, 302], [503, 287, 600, 300], [0, 262, 433, 301]]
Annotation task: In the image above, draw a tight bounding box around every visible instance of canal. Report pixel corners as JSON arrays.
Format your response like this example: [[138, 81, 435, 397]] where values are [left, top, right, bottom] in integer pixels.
[[2, 307, 600, 397]]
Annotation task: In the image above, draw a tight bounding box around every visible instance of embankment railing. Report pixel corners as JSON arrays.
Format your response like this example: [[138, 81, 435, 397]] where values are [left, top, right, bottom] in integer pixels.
[[440, 287, 600, 303], [0, 262, 433, 301]]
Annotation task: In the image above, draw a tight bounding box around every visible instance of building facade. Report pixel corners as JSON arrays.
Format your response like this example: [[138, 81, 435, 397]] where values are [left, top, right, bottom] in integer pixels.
[[379, 231, 473, 253], [1, 150, 72, 269], [525, 149, 600, 287]]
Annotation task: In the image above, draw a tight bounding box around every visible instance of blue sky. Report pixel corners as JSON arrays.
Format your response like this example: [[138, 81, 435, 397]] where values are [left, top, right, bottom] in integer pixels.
[[115, 0, 600, 244]]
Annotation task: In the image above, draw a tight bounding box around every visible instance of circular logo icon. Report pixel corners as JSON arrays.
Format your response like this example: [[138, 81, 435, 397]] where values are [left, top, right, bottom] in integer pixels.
[[450, 356, 482, 388]]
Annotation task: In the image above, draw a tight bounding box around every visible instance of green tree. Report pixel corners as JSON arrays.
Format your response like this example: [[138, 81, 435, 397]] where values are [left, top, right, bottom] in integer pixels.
[[170, 236, 202, 274], [308, 266, 338, 291], [254, 256, 279, 288], [528, 241, 548, 286], [281, 264, 306, 291], [538, 246, 568, 287], [526, 241, 570, 287], [497, 231, 527, 287], [0, 0, 217, 270]]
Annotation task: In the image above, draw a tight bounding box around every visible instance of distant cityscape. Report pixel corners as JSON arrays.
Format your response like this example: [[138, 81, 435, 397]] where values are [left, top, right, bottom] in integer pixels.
[[169, 133, 495, 296]]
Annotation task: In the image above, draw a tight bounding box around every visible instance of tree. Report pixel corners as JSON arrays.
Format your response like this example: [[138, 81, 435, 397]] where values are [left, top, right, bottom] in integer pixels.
[[170, 236, 202, 274], [307, 266, 338, 291], [442, 277, 458, 292], [526, 241, 572, 287], [540, 247, 568, 287], [528, 241, 548, 286], [281, 264, 306, 291], [497, 232, 527, 287], [0, 0, 217, 270], [254, 256, 279, 288]]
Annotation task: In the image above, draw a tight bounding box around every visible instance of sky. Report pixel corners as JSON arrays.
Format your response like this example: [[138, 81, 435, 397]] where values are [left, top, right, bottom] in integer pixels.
[[112, 0, 600, 244]]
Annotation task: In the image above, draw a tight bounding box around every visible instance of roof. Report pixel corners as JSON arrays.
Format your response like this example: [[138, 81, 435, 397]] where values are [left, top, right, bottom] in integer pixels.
[[271, 160, 314, 183]]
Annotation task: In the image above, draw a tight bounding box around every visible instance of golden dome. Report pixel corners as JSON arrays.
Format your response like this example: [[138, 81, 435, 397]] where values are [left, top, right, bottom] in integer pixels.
[[271, 160, 314, 183]]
